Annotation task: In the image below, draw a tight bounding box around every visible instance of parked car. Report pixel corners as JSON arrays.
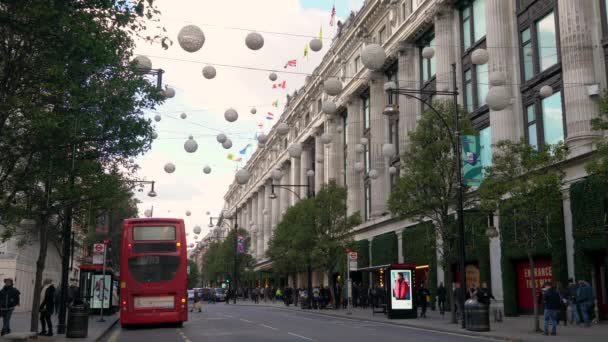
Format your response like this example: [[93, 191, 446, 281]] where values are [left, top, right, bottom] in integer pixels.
[[187, 289, 194, 301], [214, 288, 226, 302], [200, 288, 213, 301]]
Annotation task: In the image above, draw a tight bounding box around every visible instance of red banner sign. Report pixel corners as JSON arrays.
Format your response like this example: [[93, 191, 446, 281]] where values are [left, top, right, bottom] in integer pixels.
[[516, 258, 553, 311]]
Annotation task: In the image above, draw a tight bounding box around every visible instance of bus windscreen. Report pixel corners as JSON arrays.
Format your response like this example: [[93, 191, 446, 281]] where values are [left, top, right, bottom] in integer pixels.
[[133, 226, 176, 241]]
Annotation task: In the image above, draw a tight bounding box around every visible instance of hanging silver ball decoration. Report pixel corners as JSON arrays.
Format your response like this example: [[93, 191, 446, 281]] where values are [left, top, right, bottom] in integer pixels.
[[486, 86, 511, 111], [382, 143, 396, 158], [216, 133, 227, 144], [309, 38, 323, 52], [222, 139, 233, 149], [471, 48, 490, 65], [184, 136, 198, 153], [489, 72, 507, 87], [193, 226, 202, 234], [180, 112, 187, 119], [144, 209, 152, 218], [355, 144, 365, 153], [354, 162, 365, 173], [245, 32, 264, 50], [369, 169, 379, 179], [206, 211, 211, 215], [321, 101, 337, 115], [163, 87, 176, 98], [178, 25, 205, 53], [271, 169, 283, 181], [360, 137, 369, 146], [250, 108, 257, 114], [288, 143, 303, 158], [277, 123, 290, 135], [421, 47, 435, 59], [324, 77, 343, 96], [389, 166, 398, 175], [361, 44, 387, 71], [235, 169, 251, 185], [306, 169, 315, 177], [257, 133, 268, 144], [202, 65, 216, 79], [224, 108, 239, 122], [164, 162, 176, 174], [203, 165, 211, 174], [539, 85, 554, 99], [154, 114, 161, 122], [269, 72, 278, 82], [129, 158, 135, 164], [320, 132, 333, 144], [133, 55, 152, 72], [151, 131, 158, 140], [186, 210, 191, 216]]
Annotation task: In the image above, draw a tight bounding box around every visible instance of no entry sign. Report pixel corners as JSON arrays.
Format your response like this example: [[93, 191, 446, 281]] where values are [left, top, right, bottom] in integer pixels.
[[94, 243, 105, 254]]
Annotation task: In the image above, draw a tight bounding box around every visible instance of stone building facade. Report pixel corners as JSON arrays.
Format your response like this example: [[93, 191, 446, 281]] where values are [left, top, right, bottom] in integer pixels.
[[220, 0, 608, 317]]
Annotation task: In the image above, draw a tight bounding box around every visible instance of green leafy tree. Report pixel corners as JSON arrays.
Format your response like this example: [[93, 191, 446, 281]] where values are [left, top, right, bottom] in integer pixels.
[[479, 140, 567, 332], [187, 259, 201, 289], [200, 228, 253, 289], [388, 102, 474, 323]]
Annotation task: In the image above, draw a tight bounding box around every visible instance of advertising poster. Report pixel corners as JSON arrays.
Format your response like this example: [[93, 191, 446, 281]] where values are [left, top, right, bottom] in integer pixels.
[[90, 274, 111, 309], [236, 235, 246, 254], [390, 269, 413, 310], [461, 135, 482, 186]]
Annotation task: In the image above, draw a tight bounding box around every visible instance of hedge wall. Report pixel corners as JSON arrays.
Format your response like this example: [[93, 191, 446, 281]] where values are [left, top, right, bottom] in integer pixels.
[[463, 211, 492, 289], [371, 232, 398, 266], [403, 222, 438, 303], [352, 239, 370, 285], [570, 176, 607, 281], [499, 192, 567, 317]]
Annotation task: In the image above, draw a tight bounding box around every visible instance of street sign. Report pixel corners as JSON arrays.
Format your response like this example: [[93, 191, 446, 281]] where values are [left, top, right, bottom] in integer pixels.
[[92, 254, 104, 265], [94, 243, 105, 254], [349, 261, 358, 270], [348, 252, 358, 261]]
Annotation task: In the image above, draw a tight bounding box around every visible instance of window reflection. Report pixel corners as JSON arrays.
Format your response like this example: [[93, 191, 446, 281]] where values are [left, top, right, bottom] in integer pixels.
[[542, 91, 564, 145], [536, 12, 557, 72]]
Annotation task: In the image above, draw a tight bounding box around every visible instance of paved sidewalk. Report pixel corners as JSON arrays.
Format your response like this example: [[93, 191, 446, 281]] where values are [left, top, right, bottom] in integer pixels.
[[1, 311, 118, 341], [235, 300, 607, 342]]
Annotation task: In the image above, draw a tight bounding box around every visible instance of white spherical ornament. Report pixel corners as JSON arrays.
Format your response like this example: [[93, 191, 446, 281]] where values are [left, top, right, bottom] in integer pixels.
[[133, 55, 152, 72], [144, 209, 152, 218], [389, 166, 398, 175], [288, 143, 303, 158], [336, 126, 343, 133], [489, 72, 506, 87], [164, 87, 176, 98], [257, 133, 268, 144], [151, 131, 158, 140], [320, 132, 333, 144], [321, 101, 337, 115], [361, 44, 387, 71], [486, 86, 511, 111], [224, 108, 239, 122], [180, 112, 187, 119], [471, 48, 489, 65], [202, 65, 216, 79], [128, 158, 135, 164], [206, 211, 211, 215], [355, 144, 365, 153], [193, 226, 202, 234], [421, 47, 435, 59], [271, 169, 284, 180], [154, 114, 161, 122], [178, 25, 205, 53], [235, 169, 251, 185], [222, 139, 233, 149], [186, 210, 191, 216], [309, 38, 323, 52], [277, 123, 290, 135], [315, 154, 324, 163], [194, 235, 199, 240], [539, 85, 554, 99], [245, 32, 264, 50], [306, 169, 315, 177], [382, 143, 396, 158], [250, 108, 257, 114], [203, 165, 211, 174], [324, 77, 343, 96], [369, 169, 379, 179], [360, 137, 369, 146], [216, 133, 227, 144], [354, 162, 365, 173], [269, 73, 278, 82], [164, 162, 176, 174], [184, 136, 198, 153]]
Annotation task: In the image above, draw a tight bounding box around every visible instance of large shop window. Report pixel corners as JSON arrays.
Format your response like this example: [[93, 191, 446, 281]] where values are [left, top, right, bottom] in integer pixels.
[[519, 10, 558, 82], [524, 90, 564, 148], [461, 0, 486, 51]]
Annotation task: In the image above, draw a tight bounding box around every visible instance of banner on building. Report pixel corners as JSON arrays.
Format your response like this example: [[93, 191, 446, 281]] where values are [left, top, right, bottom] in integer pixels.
[[236, 235, 246, 254], [460, 135, 483, 186]]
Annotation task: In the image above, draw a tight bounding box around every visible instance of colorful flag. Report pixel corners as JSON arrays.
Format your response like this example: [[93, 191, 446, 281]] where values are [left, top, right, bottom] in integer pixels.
[[257, 123, 264, 129], [272, 80, 287, 89], [227, 153, 235, 160], [330, 3, 336, 26], [239, 144, 253, 155], [236, 235, 246, 254], [272, 100, 279, 108], [304, 42, 309, 59], [233, 156, 242, 162], [284, 59, 297, 69], [266, 112, 274, 120]]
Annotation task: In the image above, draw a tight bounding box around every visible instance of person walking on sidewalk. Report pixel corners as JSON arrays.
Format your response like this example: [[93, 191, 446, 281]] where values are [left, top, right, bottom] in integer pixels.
[[556, 282, 568, 326], [576, 280, 595, 327], [417, 284, 430, 318], [39, 279, 56, 337], [542, 281, 561, 336], [567, 278, 579, 324], [0, 278, 20, 336], [437, 282, 446, 315]]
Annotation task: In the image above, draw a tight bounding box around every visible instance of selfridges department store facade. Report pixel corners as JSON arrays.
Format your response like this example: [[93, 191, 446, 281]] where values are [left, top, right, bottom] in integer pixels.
[[220, 0, 608, 318]]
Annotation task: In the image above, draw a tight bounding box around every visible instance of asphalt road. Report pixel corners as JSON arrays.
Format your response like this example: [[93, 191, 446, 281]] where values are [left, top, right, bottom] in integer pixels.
[[102, 304, 496, 342]]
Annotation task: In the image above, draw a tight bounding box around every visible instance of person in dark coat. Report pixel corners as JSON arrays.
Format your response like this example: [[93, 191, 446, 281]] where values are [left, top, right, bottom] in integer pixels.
[[476, 282, 495, 305], [437, 282, 447, 315], [543, 281, 561, 336], [417, 284, 430, 318], [39, 279, 56, 336], [0, 278, 20, 336]]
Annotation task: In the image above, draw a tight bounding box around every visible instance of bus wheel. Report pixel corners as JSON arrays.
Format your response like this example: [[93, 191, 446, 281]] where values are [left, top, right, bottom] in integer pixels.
[[176, 322, 184, 328], [121, 324, 131, 330]]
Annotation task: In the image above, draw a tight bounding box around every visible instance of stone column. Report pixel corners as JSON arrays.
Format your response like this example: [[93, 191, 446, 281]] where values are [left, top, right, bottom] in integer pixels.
[[257, 187, 265, 259], [558, 0, 601, 155], [562, 188, 576, 280], [332, 116, 345, 186], [251, 229, 257, 260], [396, 229, 405, 263], [434, 5, 456, 95], [370, 75, 388, 217], [300, 147, 311, 199], [326, 117, 341, 183], [398, 46, 419, 152], [346, 98, 364, 217], [487, 0, 518, 144], [314, 130, 325, 193], [280, 162, 291, 216], [252, 193, 259, 259], [490, 213, 504, 311], [264, 180, 272, 254], [291, 156, 301, 205], [271, 176, 280, 230]]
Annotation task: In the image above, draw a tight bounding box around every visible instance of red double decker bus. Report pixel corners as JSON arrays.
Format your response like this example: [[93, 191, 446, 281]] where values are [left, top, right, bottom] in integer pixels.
[[120, 218, 188, 326]]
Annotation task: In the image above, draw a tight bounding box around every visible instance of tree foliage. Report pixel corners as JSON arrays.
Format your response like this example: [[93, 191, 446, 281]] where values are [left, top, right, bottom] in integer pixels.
[[200, 228, 254, 287], [188, 259, 201, 289], [586, 90, 608, 178]]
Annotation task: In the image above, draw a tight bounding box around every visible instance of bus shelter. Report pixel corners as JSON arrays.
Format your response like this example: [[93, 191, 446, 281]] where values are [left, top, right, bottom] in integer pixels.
[[79, 264, 119, 314]]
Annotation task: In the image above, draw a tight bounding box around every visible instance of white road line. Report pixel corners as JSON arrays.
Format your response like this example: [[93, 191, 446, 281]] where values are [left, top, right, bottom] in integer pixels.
[[260, 324, 279, 331], [239, 318, 254, 323], [288, 332, 317, 341]]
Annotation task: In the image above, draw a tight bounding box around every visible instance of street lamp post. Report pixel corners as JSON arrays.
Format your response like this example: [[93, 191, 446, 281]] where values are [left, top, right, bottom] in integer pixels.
[[384, 63, 467, 328]]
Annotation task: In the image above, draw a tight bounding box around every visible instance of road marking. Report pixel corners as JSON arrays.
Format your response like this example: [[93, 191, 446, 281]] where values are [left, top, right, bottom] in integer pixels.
[[288, 332, 317, 341], [239, 318, 254, 323], [259, 323, 278, 331]]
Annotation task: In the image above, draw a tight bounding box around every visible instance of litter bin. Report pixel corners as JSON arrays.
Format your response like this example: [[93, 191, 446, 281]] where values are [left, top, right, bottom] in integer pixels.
[[67, 300, 89, 338], [464, 298, 490, 332]]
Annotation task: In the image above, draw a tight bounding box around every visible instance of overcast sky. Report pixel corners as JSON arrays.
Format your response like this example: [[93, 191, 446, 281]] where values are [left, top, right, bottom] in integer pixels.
[[132, 0, 364, 246]]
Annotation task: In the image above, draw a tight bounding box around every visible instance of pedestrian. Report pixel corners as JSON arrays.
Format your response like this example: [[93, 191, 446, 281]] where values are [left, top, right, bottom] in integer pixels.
[[312, 287, 320, 309], [417, 284, 430, 318], [567, 278, 579, 324], [191, 290, 201, 312], [67, 281, 79, 306], [0, 278, 20, 336], [476, 282, 495, 305], [39, 278, 56, 337], [556, 282, 568, 326], [453, 283, 462, 320], [576, 280, 595, 327], [437, 282, 446, 315], [53, 284, 61, 316], [542, 281, 561, 336]]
